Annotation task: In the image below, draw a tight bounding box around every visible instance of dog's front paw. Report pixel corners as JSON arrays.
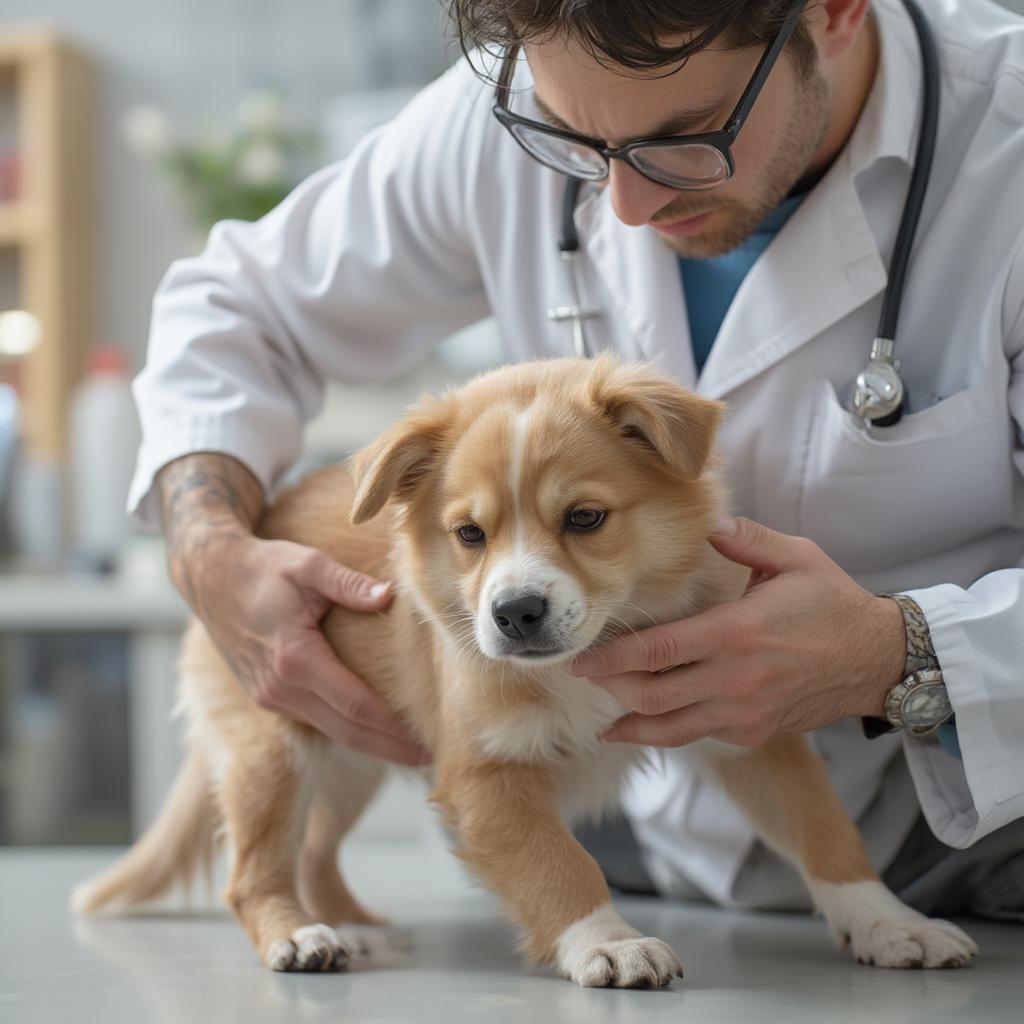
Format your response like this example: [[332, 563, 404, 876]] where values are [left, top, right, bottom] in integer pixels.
[[265, 923, 352, 972], [844, 916, 978, 969], [555, 903, 683, 988], [565, 936, 684, 988], [811, 880, 979, 969]]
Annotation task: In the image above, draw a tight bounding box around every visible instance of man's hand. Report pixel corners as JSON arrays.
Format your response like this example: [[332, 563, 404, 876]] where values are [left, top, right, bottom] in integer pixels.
[[158, 453, 431, 767], [569, 516, 907, 748]]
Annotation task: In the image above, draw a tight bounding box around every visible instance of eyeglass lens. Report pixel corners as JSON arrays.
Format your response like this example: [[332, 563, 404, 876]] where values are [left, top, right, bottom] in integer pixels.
[[507, 89, 731, 189]]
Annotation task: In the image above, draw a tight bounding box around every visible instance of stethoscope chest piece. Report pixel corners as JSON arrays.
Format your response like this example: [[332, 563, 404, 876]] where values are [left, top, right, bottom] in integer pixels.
[[850, 336, 906, 430]]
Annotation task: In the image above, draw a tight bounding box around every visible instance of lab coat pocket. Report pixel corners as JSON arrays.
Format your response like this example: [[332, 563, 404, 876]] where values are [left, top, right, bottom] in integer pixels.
[[798, 379, 1013, 572]]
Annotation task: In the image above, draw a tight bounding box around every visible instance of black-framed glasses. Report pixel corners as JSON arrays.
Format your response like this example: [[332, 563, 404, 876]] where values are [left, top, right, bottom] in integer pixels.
[[492, 0, 808, 191]]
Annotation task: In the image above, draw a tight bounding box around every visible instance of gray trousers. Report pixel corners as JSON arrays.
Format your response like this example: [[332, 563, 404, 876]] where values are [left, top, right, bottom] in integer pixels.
[[574, 811, 1024, 921]]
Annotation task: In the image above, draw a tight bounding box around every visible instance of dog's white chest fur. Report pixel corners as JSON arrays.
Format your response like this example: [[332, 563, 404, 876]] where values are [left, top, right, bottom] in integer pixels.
[[475, 671, 623, 762], [473, 671, 640, 823]]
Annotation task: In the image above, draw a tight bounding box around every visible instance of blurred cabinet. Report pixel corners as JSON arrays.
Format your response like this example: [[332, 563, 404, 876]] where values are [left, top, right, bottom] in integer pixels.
[[0, 30, 96, 460], [0, 574, 438, 847], [0, 631, 131, 843], [0, 575, 188, 844]]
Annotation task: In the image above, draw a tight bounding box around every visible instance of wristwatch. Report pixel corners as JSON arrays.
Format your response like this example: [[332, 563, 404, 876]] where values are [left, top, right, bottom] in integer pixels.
[[863, 594, 954, 738]]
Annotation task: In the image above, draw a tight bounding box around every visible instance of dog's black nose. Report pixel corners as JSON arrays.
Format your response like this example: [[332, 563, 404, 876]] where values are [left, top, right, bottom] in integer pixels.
[[492, 593, 548, 639]]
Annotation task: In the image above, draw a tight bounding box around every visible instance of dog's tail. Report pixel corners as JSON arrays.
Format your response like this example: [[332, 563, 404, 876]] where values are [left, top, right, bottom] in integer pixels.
[[71, 746, 218, 914]]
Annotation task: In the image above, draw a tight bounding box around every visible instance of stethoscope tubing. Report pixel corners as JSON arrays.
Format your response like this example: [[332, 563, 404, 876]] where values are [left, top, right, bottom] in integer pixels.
[[876, 0, 939, 346]]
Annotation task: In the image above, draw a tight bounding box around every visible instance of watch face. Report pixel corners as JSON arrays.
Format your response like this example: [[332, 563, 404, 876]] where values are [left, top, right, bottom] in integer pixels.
[[902, 682, 952, 728]]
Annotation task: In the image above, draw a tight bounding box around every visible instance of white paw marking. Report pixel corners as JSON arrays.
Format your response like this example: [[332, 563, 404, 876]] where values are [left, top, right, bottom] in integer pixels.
[[69, 879, 103, 915], [808, 879, 979, 968], [265, 923, 351, 972], [333, 924, 413, 965], [555, 903, 683, 988]]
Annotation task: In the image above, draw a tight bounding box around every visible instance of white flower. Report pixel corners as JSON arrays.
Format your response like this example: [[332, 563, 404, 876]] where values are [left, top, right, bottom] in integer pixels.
[[121, 104, 173, 158], [237, 90, 283, 132], [236, 140, 287, 187]]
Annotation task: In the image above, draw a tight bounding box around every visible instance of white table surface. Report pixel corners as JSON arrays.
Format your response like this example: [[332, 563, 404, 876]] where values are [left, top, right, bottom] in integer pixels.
[[1, 844, 1022, 1024], [0, 573, 188, 630]]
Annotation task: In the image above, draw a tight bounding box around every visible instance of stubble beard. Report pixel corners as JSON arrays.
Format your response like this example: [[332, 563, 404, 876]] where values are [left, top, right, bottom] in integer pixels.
[[655, 69, 832, 259]]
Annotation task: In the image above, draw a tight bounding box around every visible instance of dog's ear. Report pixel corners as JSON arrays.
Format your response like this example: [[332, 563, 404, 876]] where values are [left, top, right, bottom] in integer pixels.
[[348, 396, 450, 525], [589, 354, 727, 481]]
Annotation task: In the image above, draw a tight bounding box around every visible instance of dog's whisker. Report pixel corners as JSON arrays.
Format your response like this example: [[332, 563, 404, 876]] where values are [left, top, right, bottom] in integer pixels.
[[450, 630, 480, 657], [617, 601, 660, 629], [498, 658, 509, 709], [415, 611, 470, 626]]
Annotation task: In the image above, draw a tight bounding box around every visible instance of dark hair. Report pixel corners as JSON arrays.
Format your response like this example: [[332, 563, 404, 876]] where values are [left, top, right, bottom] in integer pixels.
[[446, 0, 818, 79]]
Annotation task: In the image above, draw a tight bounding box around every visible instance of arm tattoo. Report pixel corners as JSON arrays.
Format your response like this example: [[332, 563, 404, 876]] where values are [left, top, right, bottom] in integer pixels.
[[156, 453, 264, 613]]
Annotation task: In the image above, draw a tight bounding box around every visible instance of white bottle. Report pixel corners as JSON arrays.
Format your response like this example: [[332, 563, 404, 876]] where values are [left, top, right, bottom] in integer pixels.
[[68, 344, 141, 568]]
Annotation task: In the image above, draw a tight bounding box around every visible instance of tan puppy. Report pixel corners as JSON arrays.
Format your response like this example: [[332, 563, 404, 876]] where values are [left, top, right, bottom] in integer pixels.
[[73, 355, 977, 985]]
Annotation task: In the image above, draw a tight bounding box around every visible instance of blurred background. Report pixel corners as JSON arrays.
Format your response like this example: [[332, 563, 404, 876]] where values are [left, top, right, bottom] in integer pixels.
[[0, 0, 503, 853], [0, 0, 1022, 852]]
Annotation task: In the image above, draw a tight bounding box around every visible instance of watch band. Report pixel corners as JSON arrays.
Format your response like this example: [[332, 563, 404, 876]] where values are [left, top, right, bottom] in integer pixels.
[[885, 593, 941, 675], [862, 593, 946, 739]]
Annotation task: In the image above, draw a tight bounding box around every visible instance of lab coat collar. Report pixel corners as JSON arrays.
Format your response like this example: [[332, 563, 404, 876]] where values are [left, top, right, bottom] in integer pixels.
[[577, 0, 925, 399], [849, 0, 923, 174]]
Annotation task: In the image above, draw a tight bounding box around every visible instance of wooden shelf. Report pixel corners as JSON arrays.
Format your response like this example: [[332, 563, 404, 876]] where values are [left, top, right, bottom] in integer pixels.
[[0, 202, 40, 246], [0, 28, 57, 69], [0, 29, 97, 461]]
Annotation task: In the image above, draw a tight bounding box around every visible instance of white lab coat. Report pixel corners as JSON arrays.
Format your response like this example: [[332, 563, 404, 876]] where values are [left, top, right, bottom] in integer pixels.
[[129, 0, 1024, 907]]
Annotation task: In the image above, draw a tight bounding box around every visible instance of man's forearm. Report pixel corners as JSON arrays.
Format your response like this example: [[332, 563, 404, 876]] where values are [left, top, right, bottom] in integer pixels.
[[156, 452, 265, 612]]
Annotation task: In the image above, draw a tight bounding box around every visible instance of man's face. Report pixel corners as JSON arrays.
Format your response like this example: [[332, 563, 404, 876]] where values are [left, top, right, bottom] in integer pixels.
[[525, 35, 831, 259]]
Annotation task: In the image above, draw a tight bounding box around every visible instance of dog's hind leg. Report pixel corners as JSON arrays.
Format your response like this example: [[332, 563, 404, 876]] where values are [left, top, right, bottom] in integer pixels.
[[220, 724, 351, 972], [706, 736, 979, 968], [298, 748, 390, 927]]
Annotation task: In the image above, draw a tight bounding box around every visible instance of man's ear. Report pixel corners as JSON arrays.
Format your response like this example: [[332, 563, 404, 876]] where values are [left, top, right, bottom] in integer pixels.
[[810, 0, 870, 61], [588, 354, 727, 481], [348, 396, 451, 525]]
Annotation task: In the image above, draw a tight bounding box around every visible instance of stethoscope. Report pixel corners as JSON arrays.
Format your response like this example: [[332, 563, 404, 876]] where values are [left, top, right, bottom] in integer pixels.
[[549, 0, 940, 430]]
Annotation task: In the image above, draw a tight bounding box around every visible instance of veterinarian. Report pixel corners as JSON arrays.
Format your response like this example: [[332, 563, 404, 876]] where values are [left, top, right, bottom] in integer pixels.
[[128, 0, 1024, 918]]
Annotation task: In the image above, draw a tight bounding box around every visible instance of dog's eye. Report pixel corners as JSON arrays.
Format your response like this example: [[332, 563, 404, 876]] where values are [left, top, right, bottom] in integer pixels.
[[457, 523, 485, 545], [566, 508, 605, 532]]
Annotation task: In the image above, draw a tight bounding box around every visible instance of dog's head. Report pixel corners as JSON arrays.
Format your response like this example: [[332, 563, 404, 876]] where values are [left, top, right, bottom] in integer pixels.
[[349, 354, 726, 668]]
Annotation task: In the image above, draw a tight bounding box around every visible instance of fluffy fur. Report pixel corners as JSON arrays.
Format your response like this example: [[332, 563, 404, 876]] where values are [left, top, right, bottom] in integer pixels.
[[72, 355, 977, 985]]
